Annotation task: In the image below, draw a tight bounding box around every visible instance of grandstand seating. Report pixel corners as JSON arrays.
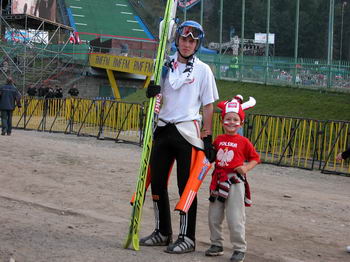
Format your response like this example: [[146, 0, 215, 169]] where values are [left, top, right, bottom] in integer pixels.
[[64, 0, 154, 42]]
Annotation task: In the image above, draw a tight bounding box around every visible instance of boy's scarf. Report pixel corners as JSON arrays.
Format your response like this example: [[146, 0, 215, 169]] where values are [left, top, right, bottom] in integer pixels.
[[209, 171, 252, 207]]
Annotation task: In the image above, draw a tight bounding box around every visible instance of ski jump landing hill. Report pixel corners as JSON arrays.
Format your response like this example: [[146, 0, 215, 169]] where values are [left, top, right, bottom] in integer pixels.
[[65, 0, 159, 99], [65, 0, 154, 41]]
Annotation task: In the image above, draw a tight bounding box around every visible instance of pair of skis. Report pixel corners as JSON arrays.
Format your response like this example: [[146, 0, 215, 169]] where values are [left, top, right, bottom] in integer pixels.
[[123, 0, 179, 251]]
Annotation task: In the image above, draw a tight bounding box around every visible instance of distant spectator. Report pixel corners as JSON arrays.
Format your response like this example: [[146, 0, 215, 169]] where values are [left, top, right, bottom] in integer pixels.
[[0, 59, 9, 73], [234, 94, 243, 104], [41, 86, 54, 115], [45, 86, 55, 99], [54, 86, 63, 98], [13, 56, 19, 65], [227, 56, 239, 78], [27, 85, 37, 96], [3, 2, 11, 15], [0, 77, 22, 136], [120, 43, 129, 56], [68, 85, 79, 97], [38, 85, 49, 97]]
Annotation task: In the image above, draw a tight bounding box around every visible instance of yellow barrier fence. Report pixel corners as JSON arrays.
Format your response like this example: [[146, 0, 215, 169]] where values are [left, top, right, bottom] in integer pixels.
[[212, 113, 350, 175], [14, 97, 143, 144], [11, 98, 350, 175]]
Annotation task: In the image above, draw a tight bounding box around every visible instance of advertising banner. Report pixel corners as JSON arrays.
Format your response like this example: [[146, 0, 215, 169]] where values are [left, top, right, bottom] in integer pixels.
[[254, 33, 275, 44], [12, 0, 56, 22], [5, 28, 49, 44]]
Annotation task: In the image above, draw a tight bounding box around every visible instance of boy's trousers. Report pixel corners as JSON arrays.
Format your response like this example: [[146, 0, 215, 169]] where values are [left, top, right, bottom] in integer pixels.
[[208, 182, 246, 252]]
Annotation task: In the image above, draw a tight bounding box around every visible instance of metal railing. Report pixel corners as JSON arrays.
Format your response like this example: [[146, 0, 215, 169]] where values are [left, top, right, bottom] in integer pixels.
[[13, 97, 144, 144], [212, 113, 350, 175], [197, 54, 350, 91]]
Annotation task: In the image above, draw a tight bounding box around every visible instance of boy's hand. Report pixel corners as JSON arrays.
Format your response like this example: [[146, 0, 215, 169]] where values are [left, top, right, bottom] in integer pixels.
[[235, 160, 259, 175], [234, 165, 247, 175]]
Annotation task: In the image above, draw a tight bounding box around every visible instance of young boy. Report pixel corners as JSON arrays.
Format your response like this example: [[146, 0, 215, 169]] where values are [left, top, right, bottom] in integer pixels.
[[205, 96, 260, 262]]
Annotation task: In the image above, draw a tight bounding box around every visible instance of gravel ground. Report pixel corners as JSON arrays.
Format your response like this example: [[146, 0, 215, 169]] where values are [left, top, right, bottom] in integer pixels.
[[0, 130, 349, 262]]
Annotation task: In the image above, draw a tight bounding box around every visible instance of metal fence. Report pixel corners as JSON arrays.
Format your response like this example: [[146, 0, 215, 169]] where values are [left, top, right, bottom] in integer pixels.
[[13, 97, 144, 144], [68, 42, 350, 91], [211, 113, 349, 175], [3, 40, 349, 91], [8, 97, 350, 175], [197, 54, 350, 90]]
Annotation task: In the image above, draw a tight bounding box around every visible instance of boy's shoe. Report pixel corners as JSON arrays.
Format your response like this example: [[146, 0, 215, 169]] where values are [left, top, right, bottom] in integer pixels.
[[205, 245, 224, 256], [139, 230, 172, 246], [230, 251, 245, 262], [164, 235, 195, 254], [1, 132, 5, 136]]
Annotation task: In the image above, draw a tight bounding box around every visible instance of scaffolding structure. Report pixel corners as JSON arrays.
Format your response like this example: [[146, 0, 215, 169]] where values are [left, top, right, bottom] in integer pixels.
[[0, 11, 87, 95], [208, 36, 275, 56]]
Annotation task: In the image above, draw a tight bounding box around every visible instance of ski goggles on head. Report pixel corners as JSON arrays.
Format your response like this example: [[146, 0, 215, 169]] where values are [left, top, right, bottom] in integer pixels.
[[178, 26, 202, 39]]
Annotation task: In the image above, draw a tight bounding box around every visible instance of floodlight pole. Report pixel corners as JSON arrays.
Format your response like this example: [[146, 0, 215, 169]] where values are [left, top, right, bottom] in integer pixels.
[[340, 1, 347, 62], [219, 0, 223, 55], [293, 0, 300, 85], [327, 0, 335, 88], [264, 0, 271, 85], [200, 0, 204, 26], [240, 0, 245, 81]]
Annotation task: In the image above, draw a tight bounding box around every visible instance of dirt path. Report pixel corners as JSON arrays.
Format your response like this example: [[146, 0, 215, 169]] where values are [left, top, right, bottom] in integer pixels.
[[0, 130, 349, 262]]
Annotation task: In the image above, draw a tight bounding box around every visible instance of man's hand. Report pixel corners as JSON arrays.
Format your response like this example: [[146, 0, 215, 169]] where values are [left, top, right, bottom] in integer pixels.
[[146, 84, 161, 98], [203, 135, 216, 163], [336, 153, 343, 161]]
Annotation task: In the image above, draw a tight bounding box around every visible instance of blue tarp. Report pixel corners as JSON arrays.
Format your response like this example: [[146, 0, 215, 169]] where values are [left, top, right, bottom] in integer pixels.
[[197, 45, 217, 55]]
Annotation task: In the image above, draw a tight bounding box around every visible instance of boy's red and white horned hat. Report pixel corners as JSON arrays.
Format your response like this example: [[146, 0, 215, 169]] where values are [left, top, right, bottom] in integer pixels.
[[217, 96, 256, 122]]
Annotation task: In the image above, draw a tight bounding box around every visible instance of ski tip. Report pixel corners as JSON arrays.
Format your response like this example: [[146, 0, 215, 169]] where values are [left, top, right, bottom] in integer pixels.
[[132, 235, 140, 251], [123, 235, 140, 251], [123, 237, 132, 249]]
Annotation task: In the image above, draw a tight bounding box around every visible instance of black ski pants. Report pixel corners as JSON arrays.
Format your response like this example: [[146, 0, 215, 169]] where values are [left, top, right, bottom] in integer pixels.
[[149, 124, 197, 241]]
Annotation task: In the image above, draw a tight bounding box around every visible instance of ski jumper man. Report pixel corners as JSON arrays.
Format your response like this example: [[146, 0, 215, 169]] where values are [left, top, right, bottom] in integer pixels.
[[205, 96, 259, 262], [139, 20, 219, 254]]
